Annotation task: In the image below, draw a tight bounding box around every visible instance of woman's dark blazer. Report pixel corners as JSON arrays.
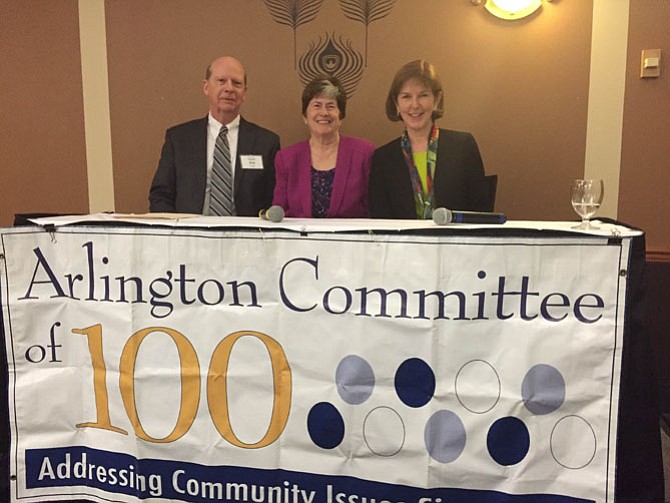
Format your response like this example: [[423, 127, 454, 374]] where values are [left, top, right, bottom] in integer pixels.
[[369, 129, 488, 218]]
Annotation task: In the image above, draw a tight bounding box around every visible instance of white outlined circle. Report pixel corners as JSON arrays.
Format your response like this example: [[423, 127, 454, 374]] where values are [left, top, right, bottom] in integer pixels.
[[363, 406, 405, 457], [550, 415, 597, 469], [455, 359, 501, 414]]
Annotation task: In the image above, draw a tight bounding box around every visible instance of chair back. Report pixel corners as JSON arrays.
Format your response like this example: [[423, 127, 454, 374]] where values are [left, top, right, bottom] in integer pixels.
[[483, 174, 498, 212]]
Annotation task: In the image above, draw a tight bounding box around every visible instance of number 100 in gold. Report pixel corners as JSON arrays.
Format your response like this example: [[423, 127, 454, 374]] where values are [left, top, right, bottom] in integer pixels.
[[73, 325, 292, 448]]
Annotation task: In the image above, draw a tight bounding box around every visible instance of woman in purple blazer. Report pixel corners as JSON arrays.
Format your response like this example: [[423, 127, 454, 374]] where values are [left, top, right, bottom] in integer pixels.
[[272, 76, 375, 218]]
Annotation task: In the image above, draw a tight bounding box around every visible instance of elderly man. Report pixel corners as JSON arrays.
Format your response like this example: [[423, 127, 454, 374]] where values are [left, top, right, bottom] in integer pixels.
[[149, 56, 280, 216]]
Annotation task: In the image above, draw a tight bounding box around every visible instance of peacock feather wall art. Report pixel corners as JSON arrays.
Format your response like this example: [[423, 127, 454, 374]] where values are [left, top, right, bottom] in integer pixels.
[[339, 0, 395, 66], [263, 0, 326, 68]]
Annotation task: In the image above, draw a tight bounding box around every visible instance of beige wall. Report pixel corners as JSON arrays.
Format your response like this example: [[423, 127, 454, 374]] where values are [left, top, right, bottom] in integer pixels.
[[1, 0, 669, 260], [0, 0, 89, 220], [619, 0, 670, 260]]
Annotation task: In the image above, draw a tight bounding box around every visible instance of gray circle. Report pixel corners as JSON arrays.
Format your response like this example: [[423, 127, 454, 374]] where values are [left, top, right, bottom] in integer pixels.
[[336, 355, 375, 405], [522, 364, 566, 415], [424, 410, 467, 463]]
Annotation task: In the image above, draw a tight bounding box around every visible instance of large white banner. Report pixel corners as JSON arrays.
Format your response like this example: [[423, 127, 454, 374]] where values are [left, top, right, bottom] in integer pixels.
[[1, 225, 632, 502]]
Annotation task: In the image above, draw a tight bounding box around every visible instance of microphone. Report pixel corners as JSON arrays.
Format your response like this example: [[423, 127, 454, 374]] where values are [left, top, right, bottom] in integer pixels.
[[259, 205, 285, 223], [432, 207, 507, 225]]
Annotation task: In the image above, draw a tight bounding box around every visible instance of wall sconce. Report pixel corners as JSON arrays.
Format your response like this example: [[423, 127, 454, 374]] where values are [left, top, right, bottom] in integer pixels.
[[471, 0, 552, 20]]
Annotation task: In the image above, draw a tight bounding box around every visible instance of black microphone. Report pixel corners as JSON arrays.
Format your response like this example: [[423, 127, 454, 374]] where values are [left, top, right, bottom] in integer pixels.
[[432, 207, 507, 225], [259, 205, 285, 223]]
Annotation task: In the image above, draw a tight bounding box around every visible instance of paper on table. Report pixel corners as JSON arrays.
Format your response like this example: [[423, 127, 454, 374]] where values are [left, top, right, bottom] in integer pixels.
[[112, 212, 200, 220]]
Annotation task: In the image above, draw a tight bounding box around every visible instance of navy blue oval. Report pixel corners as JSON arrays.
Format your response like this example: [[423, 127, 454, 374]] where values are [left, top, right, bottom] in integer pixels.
[[307, 402, 345, 449], [394, 358, 436, 408]]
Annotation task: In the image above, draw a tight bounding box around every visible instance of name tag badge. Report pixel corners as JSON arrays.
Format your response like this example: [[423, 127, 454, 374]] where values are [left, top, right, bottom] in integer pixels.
[[240, 155, 264, 170]]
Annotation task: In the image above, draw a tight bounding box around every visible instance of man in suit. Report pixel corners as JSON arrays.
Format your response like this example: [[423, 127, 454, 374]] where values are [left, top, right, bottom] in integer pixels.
[[149, 56, 280, 216]]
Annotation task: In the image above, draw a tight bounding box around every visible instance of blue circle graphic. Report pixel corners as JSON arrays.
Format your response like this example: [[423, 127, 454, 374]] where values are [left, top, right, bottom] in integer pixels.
[[522, 364, 566, 415], [487, 416, 530, 466], [307, 402, 345, 449], [336, 355, 375, 405], [394, 358, 435, 408], [424, 410, 467, 463]]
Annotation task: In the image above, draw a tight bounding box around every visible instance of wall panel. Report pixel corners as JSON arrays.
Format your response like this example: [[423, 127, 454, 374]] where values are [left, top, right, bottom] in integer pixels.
[[620, 0, 670, 257], [0, 0, 88, 226]]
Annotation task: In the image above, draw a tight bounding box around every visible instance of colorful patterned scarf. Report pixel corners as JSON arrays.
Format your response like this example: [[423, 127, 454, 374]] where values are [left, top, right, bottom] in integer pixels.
[[400, 124, 439, 219]]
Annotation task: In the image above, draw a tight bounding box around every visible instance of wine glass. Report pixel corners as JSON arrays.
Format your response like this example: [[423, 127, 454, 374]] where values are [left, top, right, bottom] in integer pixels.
[[571, 179, 604, 230]]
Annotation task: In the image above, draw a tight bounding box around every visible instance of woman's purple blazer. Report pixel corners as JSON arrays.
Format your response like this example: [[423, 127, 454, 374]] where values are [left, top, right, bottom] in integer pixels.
[[272, 135, 375, 218]]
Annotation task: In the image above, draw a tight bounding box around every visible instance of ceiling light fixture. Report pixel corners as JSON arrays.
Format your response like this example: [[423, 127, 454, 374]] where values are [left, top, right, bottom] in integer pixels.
[[471, 0, 552, 20]]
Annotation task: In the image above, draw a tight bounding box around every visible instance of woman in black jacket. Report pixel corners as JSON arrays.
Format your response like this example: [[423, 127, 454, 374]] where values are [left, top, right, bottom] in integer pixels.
[[370, 59, 489, 219]]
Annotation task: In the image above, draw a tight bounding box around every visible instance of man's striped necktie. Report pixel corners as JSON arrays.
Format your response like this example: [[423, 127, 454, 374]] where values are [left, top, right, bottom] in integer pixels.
[[209, 125, 234, 216]]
